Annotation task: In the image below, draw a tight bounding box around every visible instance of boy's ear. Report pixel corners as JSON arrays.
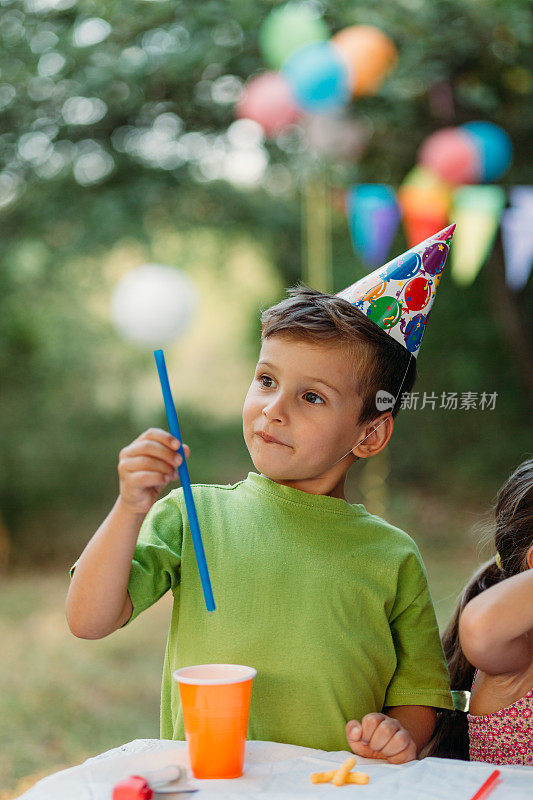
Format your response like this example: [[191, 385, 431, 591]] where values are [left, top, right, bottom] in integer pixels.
[[352, 413, 394, 459], [526, 545, 533, 570]]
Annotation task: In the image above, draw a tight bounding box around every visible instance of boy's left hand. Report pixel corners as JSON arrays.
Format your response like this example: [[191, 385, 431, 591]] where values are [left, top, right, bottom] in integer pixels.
[[346, 713, 417, 764]]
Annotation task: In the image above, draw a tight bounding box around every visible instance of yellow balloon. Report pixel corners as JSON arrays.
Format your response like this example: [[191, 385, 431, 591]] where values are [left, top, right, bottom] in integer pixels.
[[332, 25, 397, 97]]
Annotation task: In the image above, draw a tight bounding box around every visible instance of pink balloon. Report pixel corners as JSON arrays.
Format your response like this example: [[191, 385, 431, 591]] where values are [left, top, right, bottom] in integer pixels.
[[419, 127, 481, 185], [235, 72, 301, 138]]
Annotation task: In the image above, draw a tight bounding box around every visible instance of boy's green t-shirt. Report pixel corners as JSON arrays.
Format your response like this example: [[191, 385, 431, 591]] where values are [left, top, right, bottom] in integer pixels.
[[125, 471, 453, 750]]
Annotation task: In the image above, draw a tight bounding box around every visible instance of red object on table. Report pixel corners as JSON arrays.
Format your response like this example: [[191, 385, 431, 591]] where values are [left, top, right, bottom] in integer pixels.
[[112, 775, 153, 800], [469, 770, 501, 800]]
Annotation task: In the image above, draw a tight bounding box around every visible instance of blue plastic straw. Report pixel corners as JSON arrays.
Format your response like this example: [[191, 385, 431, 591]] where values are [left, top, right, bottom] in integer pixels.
[[153, 349, 216, 612]]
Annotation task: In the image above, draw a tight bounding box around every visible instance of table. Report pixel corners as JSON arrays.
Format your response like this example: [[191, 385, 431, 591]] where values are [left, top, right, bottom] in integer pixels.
[[15, 739, 532, 800]]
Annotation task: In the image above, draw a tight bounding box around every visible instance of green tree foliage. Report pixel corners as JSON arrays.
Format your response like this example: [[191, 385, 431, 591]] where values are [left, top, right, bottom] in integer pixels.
[[0, 0, 531, 560]]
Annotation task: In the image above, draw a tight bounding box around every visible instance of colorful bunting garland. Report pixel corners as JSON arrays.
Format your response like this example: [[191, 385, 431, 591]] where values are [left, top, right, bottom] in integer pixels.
[[345, 184, 532, 291], [501, 188, 533, 291]]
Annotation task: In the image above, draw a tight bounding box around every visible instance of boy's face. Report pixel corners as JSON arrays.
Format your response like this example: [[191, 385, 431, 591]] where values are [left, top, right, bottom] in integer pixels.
[[242, 335, 368, 497]]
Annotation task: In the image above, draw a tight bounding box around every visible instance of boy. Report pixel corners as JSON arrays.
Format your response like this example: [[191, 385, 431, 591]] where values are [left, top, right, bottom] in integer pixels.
[[67, 227, 455, 762]]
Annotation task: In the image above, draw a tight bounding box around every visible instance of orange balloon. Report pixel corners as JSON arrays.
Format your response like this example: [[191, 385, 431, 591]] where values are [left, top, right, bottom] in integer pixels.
[[332, 25, 397, 97]]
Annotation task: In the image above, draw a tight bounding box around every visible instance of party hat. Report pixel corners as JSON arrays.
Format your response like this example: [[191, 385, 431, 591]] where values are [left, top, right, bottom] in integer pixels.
[[336, 224, 455, 357]]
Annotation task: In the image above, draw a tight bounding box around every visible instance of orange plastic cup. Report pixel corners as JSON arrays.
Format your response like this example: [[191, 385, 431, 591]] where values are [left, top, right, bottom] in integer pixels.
[[173, 664, 257, 779]]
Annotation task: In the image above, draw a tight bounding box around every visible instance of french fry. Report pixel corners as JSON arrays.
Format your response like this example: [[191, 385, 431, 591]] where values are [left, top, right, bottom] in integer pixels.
[[310, 757, 369, 787], [332, 756, 357, 786], [347, 772, 370, 785], [310, 769, 337, 783]]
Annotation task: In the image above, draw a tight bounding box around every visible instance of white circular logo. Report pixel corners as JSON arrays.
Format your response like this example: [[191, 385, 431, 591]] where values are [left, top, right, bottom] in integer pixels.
[[375, 390, 395, 411]]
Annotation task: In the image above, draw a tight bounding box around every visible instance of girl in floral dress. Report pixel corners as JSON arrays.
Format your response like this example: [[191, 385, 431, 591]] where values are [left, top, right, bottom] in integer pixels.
[[425, 458, 533, 764]]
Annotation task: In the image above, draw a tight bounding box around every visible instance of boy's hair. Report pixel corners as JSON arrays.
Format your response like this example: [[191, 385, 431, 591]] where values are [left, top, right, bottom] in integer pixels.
[[424, 458, 533, 760], [260, 284, 417, 424]]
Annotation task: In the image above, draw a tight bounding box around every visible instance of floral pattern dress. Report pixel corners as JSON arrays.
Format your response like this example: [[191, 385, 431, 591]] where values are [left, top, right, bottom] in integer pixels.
[[468, 685, 533, 765]]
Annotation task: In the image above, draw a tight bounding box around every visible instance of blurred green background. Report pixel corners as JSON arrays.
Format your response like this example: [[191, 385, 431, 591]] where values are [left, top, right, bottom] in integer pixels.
[[0, 0, 532, 794]]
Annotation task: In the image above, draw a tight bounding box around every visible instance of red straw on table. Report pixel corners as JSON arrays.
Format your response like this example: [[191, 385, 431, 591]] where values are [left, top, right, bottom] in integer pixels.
[[469, 770, 501, 800]]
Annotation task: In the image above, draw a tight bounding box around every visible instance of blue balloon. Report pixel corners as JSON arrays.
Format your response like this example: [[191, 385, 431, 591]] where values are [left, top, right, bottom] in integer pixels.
[[462, 122, 512, 182], [388, 252, 422, 281], [404, 313, 426, 353], [282, 41, 351, 113]]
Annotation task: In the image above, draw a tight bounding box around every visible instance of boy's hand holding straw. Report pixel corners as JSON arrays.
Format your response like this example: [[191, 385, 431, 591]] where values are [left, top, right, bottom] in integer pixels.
[[118, 429, 191, 517], [67, 425, 192, 638], [153, 349, 215, 612], [65, 350, 214, 640]]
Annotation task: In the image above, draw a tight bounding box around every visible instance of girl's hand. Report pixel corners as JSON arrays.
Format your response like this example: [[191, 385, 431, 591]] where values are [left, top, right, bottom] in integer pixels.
[[346, 713, 417, 764], [118, 428, 191, 516]]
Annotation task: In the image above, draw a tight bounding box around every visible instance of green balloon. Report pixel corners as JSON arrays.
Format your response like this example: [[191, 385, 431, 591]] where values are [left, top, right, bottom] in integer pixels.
[[259, 5, 329, 70], [367, 296, 402, 330]]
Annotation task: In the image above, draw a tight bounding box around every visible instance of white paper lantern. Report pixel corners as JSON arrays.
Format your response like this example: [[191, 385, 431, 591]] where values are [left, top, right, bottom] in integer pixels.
[[110, 264, 197, 347]]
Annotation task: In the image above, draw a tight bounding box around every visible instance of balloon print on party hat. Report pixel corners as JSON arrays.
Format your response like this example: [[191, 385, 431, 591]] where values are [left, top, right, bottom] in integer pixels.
[[336, 224, 455, 357]]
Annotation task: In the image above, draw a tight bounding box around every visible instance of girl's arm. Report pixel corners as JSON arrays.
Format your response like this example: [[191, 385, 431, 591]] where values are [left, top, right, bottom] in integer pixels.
[[459, 568, 533, 675]]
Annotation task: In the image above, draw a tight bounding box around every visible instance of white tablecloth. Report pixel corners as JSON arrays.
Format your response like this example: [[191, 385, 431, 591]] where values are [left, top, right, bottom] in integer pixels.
[[15, 739, 532, 800]]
